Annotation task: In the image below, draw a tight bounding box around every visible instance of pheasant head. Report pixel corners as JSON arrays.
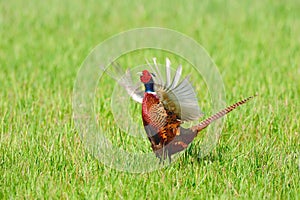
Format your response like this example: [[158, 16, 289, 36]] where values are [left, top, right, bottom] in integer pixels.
[[140, 70, 155, 93]]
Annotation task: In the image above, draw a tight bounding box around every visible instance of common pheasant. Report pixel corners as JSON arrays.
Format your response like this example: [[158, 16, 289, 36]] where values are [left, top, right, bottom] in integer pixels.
[[117, 58, 255, 161]]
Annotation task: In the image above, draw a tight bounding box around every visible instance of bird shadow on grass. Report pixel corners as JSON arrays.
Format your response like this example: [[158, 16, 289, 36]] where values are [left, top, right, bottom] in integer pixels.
[[174, 141, 231, 166]]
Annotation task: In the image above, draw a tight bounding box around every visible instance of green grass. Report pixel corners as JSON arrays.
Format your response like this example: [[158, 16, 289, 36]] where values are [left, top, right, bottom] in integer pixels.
[[1, 0, 300, 199]]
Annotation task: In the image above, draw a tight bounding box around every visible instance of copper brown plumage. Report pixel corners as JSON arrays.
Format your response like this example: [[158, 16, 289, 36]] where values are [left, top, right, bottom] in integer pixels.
[[142, 92, 182, 159]]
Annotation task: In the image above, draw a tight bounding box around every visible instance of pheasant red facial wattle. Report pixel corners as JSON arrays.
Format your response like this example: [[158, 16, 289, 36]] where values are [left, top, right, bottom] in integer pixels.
[[140, 70, 152, 83]]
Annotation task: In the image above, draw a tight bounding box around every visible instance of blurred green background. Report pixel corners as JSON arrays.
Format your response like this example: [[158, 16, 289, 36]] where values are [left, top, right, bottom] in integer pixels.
[[1, 0, 299, 199]]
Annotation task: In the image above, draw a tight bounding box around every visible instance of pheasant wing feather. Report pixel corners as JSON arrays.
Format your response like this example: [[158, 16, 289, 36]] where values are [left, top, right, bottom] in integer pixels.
[[119, 69, 144, 103], [157, 76, 202, 121], [152, 58, 202, 121]]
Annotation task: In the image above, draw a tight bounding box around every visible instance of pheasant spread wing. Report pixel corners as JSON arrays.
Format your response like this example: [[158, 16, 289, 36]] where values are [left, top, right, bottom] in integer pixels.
[[107, 63, 144, 103], [150, 58, 202, 121], [118, 69, 144, 103]]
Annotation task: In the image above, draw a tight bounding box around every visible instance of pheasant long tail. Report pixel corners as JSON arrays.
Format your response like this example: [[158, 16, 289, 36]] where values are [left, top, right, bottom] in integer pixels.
[[191, 95, 256, 133]]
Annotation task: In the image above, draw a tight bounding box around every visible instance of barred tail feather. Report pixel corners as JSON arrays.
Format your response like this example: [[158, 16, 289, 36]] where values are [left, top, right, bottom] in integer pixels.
[[191, 95, 256, 133]]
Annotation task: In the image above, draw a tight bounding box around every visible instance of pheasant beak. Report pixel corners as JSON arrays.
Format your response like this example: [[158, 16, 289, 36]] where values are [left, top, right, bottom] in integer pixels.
[[137, 72, 143, 76]]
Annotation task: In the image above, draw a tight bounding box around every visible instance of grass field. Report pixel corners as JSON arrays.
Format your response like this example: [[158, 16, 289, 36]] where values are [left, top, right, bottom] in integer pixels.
[[1, 0, 300, 199]]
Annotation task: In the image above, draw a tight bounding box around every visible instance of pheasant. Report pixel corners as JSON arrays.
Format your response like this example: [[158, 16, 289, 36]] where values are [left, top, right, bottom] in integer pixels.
[[116, 58, 255, 161]]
